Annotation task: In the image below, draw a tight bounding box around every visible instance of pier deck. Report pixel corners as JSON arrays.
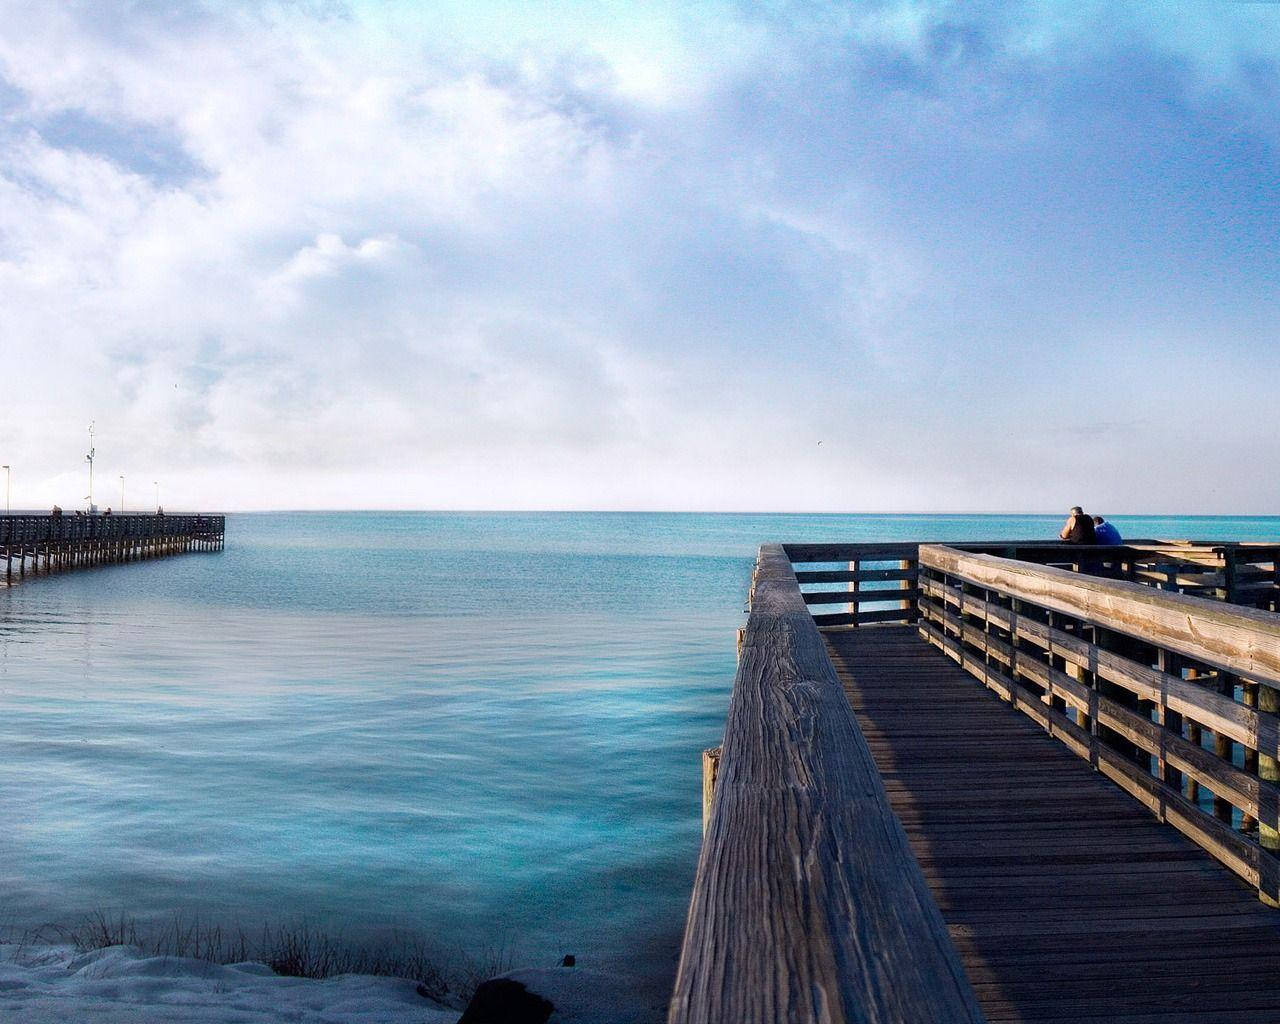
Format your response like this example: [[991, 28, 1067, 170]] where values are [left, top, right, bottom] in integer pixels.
[[829, 624, 1280, 1024], [671, 539, 1280, 1024]]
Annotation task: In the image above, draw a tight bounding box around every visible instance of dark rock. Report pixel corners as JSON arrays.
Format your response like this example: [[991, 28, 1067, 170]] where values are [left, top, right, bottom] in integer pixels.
[[458, 978, 554, 1024], [560, 954, 575, 968]]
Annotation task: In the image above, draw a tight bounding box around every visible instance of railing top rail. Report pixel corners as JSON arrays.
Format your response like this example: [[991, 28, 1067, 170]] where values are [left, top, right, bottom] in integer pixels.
[[919, 544, 1280, 685], [782, 539, 1214, 562], [670, 544, 982, 1024]]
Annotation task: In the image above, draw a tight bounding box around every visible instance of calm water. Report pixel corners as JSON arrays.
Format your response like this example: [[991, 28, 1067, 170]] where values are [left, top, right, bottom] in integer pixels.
[[1, 512, 1277, 999]]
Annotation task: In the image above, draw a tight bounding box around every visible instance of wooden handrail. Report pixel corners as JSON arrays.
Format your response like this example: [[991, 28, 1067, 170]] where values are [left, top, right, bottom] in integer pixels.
[[668, 544, 984, 1024], [919, 545, 1280, 683]]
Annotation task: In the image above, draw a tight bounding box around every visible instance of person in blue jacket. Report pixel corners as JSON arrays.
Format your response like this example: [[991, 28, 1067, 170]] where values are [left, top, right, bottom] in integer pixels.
[[1092, 516, 1122, 545]]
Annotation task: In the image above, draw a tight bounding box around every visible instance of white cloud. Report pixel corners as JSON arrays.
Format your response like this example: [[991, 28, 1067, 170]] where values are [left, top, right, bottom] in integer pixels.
[[0, 1, 1276, 512]]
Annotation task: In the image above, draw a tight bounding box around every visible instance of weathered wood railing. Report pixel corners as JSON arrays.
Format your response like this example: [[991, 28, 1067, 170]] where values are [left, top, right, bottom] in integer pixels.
[[786, 542, 922, 627], [917, 544, 1280, 902], [669, 544, 984, 1024], [974, 541, 1280, 610], [1, 513, 225, 582], [787, 540, 1280, 618]]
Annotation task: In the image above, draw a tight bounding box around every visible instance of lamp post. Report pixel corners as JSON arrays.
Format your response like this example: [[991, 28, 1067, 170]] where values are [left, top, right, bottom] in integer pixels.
[[119, 475, 125, 514], [2, 464, 8, 514], [154, 481, 159, 513]]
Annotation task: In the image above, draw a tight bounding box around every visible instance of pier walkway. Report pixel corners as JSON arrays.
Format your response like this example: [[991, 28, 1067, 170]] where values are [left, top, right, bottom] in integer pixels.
[[830, 624, 1280, 1024], [670, 539, 1280, 1024]]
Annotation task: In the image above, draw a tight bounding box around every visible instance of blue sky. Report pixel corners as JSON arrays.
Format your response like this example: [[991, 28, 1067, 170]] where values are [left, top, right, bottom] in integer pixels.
[[0, 1, 1276, 512]]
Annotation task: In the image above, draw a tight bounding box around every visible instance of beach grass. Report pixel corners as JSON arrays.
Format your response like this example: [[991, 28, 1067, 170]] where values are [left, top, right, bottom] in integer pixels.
[[8, 909, 514, 1006]]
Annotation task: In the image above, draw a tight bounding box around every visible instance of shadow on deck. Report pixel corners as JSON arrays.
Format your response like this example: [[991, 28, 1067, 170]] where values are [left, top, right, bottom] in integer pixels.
[[827, 625, 1280, 1024]]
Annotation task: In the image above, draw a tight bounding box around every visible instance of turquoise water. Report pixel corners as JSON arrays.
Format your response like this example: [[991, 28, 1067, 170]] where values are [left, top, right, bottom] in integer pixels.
[[1, 511, 1277, 997]]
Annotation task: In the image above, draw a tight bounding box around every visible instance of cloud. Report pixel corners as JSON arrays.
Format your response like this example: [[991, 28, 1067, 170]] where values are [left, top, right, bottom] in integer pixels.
[[0, 1, 1276, 512]]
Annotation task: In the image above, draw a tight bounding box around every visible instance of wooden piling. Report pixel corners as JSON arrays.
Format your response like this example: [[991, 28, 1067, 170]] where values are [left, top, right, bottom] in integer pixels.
[[701, 746, 721, 837]]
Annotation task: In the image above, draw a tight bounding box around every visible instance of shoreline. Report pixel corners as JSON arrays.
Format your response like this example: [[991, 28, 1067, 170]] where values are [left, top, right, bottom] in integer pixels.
[[1, 912, 665, 1023]]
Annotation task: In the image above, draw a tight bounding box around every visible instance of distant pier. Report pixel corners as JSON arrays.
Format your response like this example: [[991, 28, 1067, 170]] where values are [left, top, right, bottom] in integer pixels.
[[672, 538, 1280, 1023], [1, 513, 225, 583]]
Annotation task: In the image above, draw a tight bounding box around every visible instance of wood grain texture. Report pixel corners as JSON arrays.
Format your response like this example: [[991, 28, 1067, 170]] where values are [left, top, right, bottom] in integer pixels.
[[802, 587, 921, 606], [668, 545, 984, 1024], [794, 568, 917, 584], [916, 615, 1279, 896], [828, 625, 1280, 1023], [918, 577, 1279, 756], [918, 601, 1280, 828], [920, 545, 1280, 684]]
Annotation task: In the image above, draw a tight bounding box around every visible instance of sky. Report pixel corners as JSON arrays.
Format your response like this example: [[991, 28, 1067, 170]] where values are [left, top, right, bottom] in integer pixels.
[[0, 1, 1277, 513]]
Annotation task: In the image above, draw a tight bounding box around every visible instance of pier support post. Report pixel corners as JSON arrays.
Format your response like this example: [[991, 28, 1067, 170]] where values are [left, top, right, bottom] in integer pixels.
[[701, 746, 722, 837]]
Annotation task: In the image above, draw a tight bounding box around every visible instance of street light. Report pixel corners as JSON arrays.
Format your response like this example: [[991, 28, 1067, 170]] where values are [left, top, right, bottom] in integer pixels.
[[154, 481, 160, 513], [2, 465, 8, 514], [119, 475, 125, 514]]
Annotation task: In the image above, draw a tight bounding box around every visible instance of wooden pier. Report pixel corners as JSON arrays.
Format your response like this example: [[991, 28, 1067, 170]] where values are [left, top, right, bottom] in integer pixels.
[[671, 538, 1280, 1024], [1, 513, 225, 583]]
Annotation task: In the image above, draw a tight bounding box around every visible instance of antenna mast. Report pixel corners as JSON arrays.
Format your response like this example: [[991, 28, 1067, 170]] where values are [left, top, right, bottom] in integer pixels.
[[85, 422, 96, 511]]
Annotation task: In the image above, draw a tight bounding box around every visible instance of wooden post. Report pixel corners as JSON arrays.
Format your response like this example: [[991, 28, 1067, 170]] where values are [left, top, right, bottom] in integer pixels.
[[701, 746, 722, 837], [1158, 651, 1183, 793], [1214, 672, 1235, 824], [1243, 680, 1260, 833], [848, 559, 860, 625], [1185, 666, 1203, 806], [1260, 684, 1279, 854]]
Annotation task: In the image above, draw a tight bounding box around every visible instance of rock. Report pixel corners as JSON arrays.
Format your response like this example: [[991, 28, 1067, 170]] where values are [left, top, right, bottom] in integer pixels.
[[458, 977, 554, 1024], [560, 955, 575, 968]]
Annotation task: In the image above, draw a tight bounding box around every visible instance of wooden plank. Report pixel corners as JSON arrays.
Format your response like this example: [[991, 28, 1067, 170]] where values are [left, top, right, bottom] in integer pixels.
[[668, 546, 983, 1024], [919, 544, 1280, 684], [812, 611, 859, 627], [917, 615, 1280, 900], [794, 568, 916, 584], [784, 542, 922, 562], [813, 606, 918, 627], [803, 587, 921, 606], [917, 600, 1269, 820], [827, 625, 1280, 1023]]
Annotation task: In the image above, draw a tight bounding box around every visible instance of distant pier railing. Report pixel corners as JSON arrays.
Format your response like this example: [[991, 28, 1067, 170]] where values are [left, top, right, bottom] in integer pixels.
[[1, 513, 225, 582]]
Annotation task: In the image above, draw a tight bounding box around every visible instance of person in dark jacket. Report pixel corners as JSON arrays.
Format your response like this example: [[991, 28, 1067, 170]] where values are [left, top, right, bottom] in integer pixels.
[[1059, 506, 1096, 544]]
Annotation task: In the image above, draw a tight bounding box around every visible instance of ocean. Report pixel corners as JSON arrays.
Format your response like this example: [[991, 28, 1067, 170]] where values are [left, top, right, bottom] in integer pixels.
[[2, 511, 1277, 1004]]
